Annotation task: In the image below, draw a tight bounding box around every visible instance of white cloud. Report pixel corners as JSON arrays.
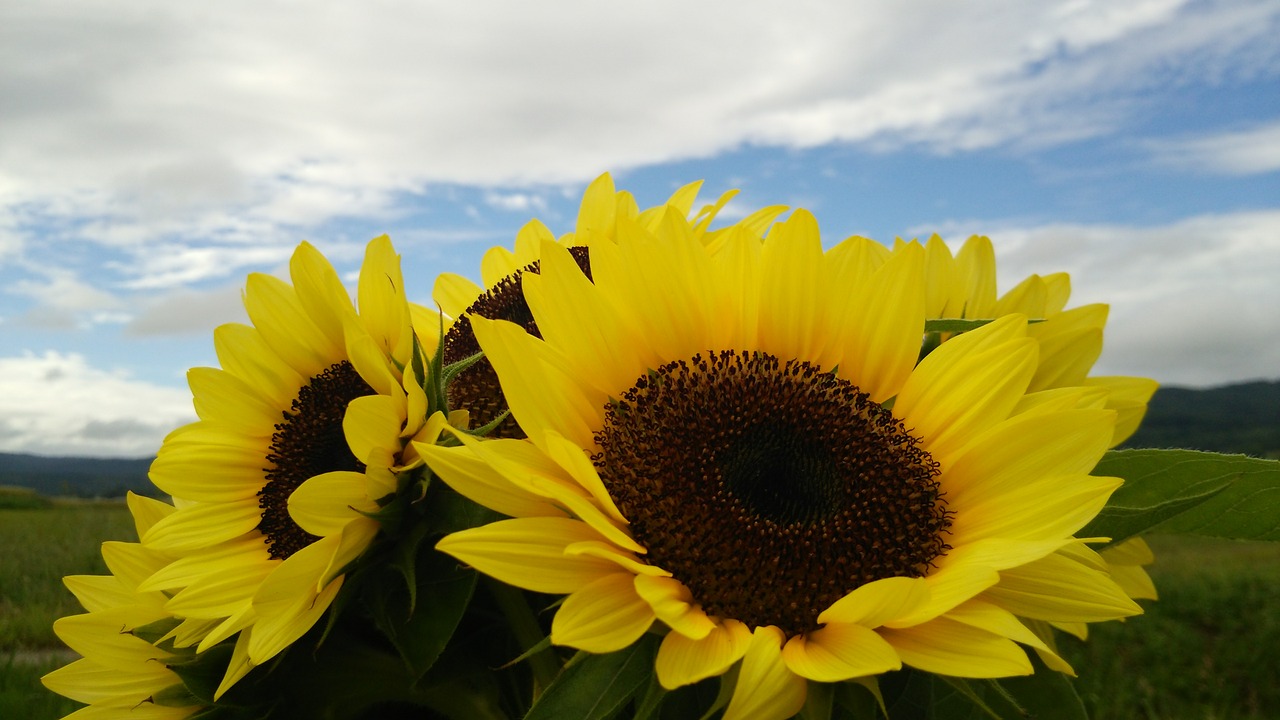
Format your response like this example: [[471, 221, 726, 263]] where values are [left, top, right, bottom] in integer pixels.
[[484, 192, 548, 213], [917, 209, 1280, 387], [7, 267, 127, 328], [124, 284, 248, 336], [0, 351, 195, 457], [2, 1, 1275, 242], [1148, 121, 1280, 175]]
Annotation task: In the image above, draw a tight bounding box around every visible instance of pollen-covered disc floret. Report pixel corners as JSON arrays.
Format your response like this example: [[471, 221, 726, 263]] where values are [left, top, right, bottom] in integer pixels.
[[597, 350, 949, 636]]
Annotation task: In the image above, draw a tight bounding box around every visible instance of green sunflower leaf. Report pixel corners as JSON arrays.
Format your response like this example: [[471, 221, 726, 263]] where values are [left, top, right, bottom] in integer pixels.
[[1085, 449, 1280, 544], [880, 659, 1086, 720], [523, 635, 659, 720], [369, 545, 477, 680]]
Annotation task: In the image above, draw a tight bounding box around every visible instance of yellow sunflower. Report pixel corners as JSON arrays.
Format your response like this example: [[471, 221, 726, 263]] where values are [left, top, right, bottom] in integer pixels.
[[139, 236, 427, 696], [430, 172, 784, 438], [418, 206, 1141, 719], [42, 493, 201, 720]]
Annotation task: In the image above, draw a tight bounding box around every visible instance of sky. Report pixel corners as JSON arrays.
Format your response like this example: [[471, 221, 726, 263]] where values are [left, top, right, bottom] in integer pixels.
[[1, 0, 1278, 458]]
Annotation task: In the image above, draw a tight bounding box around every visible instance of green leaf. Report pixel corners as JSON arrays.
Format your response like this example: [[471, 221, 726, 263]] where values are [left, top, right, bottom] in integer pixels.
[[923, 318, 1043, 334], [798, 681, 834, 720], [880, 661, 1086, 720], [523, 635, 659, 720], [1085, 449, 1280, 544], [992, 656, 1088, 720], [369, 546, 477, 680]]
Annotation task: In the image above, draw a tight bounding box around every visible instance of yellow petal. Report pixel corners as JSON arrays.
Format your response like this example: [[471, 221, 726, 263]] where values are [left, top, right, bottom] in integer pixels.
[[164, 559, 274, 618], [781, 622, 901, 682], [942, 408, 1115, 504], [42, 657, 175, 705], [433, 273, 484, 319], [982, 551, 1142, 622], [215, 626, 257, 699], [725, 627, 807, 720], [289, 241, 356, 353], [435, 517, 618, 594], [186, 367, 279, 430], [344, 394, 404, 465], [881, 616, 1032, 678], [214, 322, 305, 407], [836, 241, 926, 402], [949, 473, 1120, 544], [655, 619, 752, 689], [357, 235, 414, 367], [288, 471, 370, 537], [817, 576, 931, 626], [470, 315, 601, 450], [417, 441, 567, 519], [141, 500, 261, 552], [249, 575, 343, 664], [551, 572, 656, 653], [899, 336, 1037, 463], [243, 272, 336, 377], [634, 574, 716, 640]]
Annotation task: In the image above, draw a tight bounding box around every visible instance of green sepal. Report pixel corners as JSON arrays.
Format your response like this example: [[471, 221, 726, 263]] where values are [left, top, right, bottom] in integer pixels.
[[695, 663, 737, 720], [835, 678, 885, 718], [879, 657, 1087, 720], [1085, 449, 1280, 545], [165, 641, 235, 706], [460, 408, 513, 439], [440, 350, 487, 389], [130, 617, 181, 646], [922, 318, 1043, 334], [798, 680, 834, 720], [523, 634, 660, 720], [368, 545, 477, 680], [631, 672, 668, 720]]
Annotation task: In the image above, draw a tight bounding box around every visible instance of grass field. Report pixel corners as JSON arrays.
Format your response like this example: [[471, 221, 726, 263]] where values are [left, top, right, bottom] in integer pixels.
[[1, 503, 1278, 719]]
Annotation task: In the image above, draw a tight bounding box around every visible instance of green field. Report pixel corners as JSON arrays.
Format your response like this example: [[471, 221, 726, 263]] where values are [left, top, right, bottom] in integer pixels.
[[2, 504, 1278, 719]]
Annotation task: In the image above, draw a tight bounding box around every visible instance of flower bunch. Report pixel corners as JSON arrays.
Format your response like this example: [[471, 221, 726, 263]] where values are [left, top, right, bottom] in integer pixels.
[[44, 174, 1272, 720]]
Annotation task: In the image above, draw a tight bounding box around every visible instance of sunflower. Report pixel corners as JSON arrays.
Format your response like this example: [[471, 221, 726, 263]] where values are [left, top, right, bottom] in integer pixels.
[[42, 493, 202, 719], [418, 205, 1141, 719], [139, 236, 427, 696], [430, 172, 784, 438]]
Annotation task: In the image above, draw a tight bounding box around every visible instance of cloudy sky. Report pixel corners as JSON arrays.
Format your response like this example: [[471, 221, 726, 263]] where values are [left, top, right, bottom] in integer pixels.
[[2, 0, 1278, 458]]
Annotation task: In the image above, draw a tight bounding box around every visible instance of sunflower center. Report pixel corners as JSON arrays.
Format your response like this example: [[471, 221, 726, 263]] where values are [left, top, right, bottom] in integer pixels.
[[441, 246, 592, 439], [259, 361, 374, 561], [594, 350, 951, 637]]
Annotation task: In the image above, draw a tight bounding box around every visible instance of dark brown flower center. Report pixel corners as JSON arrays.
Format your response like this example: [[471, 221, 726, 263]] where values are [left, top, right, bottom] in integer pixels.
[[259, 361, 374, 560], [441, 246, 592, 439], [594, 350, 951, 637]]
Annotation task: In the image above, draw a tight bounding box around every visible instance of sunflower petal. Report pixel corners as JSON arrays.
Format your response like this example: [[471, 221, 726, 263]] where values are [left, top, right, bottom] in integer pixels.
[[725, 626, 807, 720], [551, 572, 656, 653], [781, 622, 901, 682], [882, 616, 1032, 678], [655, 619, 752, 689], [435, 517, 618, 594]]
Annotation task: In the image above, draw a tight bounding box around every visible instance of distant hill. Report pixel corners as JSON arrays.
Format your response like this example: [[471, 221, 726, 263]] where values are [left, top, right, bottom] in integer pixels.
[[1121, 380, 1280, 458], [0, 380, 1277, 497], [0, 453, 158, 498]]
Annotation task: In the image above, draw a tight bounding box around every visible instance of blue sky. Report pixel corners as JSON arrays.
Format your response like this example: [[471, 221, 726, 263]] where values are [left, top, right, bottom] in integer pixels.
[[1, 0, 1278, 457]]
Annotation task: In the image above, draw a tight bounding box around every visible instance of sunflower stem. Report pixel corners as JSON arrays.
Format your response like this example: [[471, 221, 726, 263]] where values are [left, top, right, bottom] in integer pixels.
[[485, 578, 561, 701]]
